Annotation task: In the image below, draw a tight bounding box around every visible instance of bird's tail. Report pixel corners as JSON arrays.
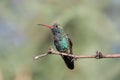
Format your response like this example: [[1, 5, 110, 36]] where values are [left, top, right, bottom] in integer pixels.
[[62, 56, 74, 70]]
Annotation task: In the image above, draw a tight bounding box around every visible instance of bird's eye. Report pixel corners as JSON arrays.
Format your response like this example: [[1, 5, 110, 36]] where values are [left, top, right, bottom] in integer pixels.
[[55, 25, 58, 27], [53, 24, 58, 27]]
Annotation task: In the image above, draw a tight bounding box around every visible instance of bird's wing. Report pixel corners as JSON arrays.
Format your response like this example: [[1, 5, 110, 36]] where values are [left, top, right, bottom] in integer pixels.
[[66, 34, 73, 54], [68, 37, 73, 54]]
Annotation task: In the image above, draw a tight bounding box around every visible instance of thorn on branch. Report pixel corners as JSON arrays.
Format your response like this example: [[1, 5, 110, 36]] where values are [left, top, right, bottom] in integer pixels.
[[95, 51, 103, 59], [48, 46, 53, 54]]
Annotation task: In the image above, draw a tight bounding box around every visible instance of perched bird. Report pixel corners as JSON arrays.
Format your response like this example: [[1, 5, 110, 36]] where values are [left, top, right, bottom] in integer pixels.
[[38, 23, 74, 69]]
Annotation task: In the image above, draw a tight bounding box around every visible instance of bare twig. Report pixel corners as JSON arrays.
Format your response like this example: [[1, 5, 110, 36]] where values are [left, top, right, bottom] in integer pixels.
[[34, 53, 48, 60], [33, 47, 120, 60]]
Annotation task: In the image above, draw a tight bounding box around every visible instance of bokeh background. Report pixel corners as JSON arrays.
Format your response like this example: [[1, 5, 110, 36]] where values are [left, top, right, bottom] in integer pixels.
[[0, 0, 120, 80]]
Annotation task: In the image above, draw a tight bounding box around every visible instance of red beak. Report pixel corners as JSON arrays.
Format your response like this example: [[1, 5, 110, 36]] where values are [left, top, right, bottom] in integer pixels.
[[38, 24, 53, 29]]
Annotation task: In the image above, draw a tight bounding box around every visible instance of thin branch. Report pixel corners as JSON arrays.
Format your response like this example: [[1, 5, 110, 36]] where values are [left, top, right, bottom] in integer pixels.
[[33, 46, 120, 60], [34, 53, 48, 60]]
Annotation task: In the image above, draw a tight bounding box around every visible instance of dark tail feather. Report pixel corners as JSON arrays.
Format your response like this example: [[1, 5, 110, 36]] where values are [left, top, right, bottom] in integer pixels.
[[62, 56, 74, 70]]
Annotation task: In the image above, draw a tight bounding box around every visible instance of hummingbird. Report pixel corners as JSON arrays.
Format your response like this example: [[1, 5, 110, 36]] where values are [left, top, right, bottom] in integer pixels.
[[38, 23, 74, 70]]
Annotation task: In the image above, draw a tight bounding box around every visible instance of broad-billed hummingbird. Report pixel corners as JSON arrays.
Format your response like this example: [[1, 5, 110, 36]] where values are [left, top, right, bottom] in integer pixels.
[[38, 23, 74, 70]]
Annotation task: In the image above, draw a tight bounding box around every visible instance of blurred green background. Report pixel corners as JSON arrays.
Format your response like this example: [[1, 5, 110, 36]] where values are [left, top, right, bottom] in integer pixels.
[[0, 0, 120, 80]]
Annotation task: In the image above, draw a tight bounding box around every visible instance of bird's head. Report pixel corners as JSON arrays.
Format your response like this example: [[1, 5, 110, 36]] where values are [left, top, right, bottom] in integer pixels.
[[38, 23, 63, 35]]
